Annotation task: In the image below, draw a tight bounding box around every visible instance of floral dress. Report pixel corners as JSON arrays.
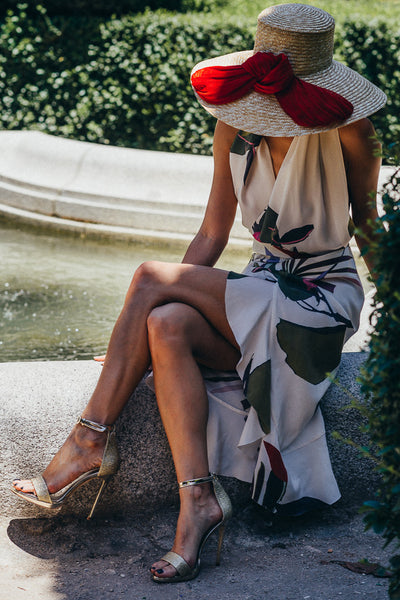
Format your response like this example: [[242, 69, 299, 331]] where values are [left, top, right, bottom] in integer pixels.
[[203, 128, 365, 516]]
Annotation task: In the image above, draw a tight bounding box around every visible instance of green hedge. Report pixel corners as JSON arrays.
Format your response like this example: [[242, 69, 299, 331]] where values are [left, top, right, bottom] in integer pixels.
[[0, 5, 254, 154], [0, 0, 226, 17], [0, 5, 399, 156], [358, 168, 400, 599], [336, 20, 400, 160]]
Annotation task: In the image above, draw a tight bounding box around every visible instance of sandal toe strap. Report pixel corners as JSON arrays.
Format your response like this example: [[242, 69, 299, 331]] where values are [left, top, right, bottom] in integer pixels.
[[31, 475, 52, 504], [161, 551, 192, 577]]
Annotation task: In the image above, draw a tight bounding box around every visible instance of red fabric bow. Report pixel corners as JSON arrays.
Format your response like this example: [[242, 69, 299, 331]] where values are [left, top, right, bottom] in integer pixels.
[[191, 52, 353, 128]]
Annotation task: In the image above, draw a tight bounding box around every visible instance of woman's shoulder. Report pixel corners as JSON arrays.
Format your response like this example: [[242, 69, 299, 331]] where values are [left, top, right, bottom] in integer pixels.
[[338, 118, 380, 167], [338, 118, 376, 146], [339, 119, 382, 180], [214, 120, 239, 147]]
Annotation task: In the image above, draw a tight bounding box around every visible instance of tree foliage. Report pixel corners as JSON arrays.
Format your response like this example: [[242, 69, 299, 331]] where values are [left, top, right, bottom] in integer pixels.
[[359, 168, 400, 599]]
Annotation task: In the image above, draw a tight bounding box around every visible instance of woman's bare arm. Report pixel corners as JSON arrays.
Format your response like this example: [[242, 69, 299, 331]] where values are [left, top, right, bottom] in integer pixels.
[[94, 121, 239, 365], [182, 120, 239, 266], [339, 118, 382, 276]]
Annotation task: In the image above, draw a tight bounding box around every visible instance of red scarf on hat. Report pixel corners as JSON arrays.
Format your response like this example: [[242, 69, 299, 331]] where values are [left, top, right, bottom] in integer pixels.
[[191, 52, 353, 127]]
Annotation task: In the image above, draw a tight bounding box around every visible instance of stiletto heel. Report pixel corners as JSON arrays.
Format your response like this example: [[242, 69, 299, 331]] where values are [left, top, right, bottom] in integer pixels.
[[216, 523, 225, 566], [152, 474, 232, 583], [87, 477, 109, 520], [11, 416, 120, 519]]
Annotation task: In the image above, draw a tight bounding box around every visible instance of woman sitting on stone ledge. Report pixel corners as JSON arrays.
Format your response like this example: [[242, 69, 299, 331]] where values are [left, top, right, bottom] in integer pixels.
[[12, 3, 386, 584]]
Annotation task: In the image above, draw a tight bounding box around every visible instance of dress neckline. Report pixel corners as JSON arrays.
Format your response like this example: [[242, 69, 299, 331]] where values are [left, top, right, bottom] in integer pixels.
[[264, 136, 297, 182]]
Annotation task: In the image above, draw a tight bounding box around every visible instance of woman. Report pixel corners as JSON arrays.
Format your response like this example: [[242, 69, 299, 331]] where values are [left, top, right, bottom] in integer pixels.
[[12, 3, 386, 584]]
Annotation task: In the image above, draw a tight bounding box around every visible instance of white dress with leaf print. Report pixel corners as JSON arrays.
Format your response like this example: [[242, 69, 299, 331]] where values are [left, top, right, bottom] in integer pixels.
[[203, 128, 365, 516]]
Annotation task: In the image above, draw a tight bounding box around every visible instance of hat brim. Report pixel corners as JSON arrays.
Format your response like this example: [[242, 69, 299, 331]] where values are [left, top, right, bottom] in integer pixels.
[[191, 50, 387, 136]]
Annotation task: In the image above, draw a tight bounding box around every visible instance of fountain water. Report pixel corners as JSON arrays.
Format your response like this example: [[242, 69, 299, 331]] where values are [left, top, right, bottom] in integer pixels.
[[0, 219, 251, 362]]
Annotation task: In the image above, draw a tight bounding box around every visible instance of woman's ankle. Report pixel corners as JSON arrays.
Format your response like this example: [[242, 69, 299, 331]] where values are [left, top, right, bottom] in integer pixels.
[[179, 483, 222, 523], [179, 480, 213, 502], [73, 422, 108, 449]]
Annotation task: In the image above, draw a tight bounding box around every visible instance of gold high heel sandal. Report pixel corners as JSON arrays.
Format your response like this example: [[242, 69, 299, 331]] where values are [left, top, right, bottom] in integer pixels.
[[11, 417, 120, 520], [152, 474, 233, 583]]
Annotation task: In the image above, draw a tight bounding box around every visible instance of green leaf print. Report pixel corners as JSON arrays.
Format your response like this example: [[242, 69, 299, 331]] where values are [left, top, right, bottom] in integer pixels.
[[246, 359, 272, 434], [276, 319, 346, 384], [274, 270, 317, 301]]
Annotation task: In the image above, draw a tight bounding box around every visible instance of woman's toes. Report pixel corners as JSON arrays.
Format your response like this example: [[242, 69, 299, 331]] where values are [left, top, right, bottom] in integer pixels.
[[154, 565, 177, 579], [150, 560, 177, 579], [151, 560, 166, 572], [13, 479, 34, 493]]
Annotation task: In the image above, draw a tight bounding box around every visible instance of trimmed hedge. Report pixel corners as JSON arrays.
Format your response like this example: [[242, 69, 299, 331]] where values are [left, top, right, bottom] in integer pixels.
[[358, 168, 400, 599], [336, 20, 400, 160], [0, 0, 226, 17], [0, 4, 399, 156], [0, 5, 254, 154]]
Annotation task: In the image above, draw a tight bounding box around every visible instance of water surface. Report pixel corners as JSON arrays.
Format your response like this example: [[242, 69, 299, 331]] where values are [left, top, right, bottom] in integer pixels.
[[0, 220, 251, 362]]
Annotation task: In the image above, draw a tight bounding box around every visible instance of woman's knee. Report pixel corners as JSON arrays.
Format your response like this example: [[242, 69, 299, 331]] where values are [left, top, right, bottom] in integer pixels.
[[127, 261, 184, 296], [147, 303, 197, 348], [132, 261, 161, 287], [124, 261, 164, 303]]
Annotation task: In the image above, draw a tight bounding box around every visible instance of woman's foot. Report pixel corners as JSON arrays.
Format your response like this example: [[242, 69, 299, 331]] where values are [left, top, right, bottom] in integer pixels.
[[150, 481, 223, 580], [12, 421, 108, 496]]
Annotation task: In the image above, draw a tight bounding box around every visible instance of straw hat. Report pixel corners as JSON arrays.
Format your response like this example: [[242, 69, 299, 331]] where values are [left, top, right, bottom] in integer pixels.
[[190, 3, 387, 136]]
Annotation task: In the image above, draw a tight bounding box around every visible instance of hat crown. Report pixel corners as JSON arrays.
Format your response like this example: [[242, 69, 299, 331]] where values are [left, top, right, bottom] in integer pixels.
[[254, 3, 335, 77]]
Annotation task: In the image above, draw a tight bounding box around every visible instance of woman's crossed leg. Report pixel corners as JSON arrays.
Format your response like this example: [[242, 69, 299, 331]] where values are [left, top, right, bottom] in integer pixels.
[[13, 261, 240, 578]]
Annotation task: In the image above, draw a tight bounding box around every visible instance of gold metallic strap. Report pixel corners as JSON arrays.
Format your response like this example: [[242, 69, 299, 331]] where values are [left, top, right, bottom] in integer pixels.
[[31, 475, 52, 504], [160, 551, 192, 576], [179, 474, 214, 488], [77, 416, 113, 433]]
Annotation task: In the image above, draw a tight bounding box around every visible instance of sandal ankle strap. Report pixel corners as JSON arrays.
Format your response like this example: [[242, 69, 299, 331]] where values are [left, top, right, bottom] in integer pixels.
[[179, 474, 214, 488], [77, 416, 114, 433]]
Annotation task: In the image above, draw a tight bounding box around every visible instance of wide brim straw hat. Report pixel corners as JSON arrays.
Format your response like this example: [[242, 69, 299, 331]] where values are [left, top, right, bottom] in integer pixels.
[[191, 3, 387, 136]]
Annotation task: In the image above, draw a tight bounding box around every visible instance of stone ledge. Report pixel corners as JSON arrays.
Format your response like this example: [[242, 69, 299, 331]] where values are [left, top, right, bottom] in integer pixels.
[[0, 131, 246, 245], [0, 353, 379, 520], [0, 131, 396, 247]]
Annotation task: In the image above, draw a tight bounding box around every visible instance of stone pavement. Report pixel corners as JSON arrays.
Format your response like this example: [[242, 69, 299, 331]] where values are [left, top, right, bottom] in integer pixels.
[[0, 506, 392, 600], [0, 350, 393, 599]]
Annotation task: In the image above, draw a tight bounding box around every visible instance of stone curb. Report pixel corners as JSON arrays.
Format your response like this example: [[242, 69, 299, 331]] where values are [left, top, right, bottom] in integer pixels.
[[0, 353, 379, 520], [0, 131, 247, 247], [0, 131, 396, 248]]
